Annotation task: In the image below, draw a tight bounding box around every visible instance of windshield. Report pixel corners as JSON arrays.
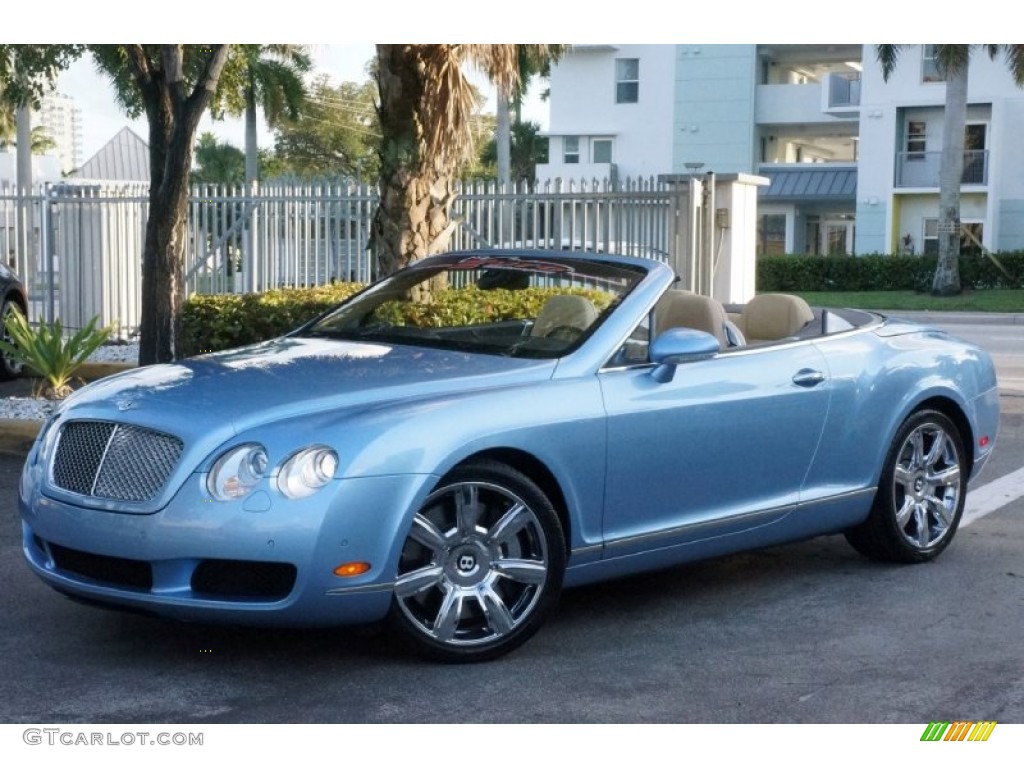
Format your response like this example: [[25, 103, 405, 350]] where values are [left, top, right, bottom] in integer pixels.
[[300, 253, 647, 358]]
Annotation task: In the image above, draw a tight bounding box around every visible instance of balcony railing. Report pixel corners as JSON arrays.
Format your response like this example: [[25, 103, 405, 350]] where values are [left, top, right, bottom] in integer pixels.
[[895, 150, 989, 188]]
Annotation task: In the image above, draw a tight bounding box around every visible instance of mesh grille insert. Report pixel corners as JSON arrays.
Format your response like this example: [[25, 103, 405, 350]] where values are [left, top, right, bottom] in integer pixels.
[[51, 421, 183, 503]]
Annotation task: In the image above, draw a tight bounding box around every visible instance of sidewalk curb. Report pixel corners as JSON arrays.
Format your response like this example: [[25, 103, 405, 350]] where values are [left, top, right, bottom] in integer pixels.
[[0, 363, 134, 458]]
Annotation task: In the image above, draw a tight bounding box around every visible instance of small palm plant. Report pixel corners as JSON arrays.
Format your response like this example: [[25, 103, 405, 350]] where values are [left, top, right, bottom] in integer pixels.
[[0, 312, 112, 399]]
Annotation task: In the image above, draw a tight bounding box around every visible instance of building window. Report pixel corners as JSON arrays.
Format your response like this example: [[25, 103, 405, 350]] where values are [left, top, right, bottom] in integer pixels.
[[757, 214, 787, 255], [615, 58, 639, 104], [564, 136, 580, 164], [592, 138, 613, 164], [922, 45, 944, 82], [906, 121, 927, 160], [923, 219, 983, 255]]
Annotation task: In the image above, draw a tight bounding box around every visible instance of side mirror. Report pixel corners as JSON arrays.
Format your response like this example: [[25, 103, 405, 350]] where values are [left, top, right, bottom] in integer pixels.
[[650, 328, 719, 383]]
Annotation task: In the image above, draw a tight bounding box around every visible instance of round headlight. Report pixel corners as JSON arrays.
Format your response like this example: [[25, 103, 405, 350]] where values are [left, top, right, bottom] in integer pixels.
[[207, 443, 268, 501], [277, 446, 338, 499]]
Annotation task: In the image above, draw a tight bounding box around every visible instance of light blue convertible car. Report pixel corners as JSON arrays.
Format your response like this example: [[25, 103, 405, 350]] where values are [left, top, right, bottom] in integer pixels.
[[19, 250, 999, 661]]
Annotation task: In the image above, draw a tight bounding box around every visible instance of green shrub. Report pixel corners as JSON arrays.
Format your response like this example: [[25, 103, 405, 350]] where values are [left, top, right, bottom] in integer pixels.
[[181, 283, 364, 357], [182, 283, 617, 356], [0, 313, 112, 399], [374, 286, 613, 328], [757, 252, 1024, 293]]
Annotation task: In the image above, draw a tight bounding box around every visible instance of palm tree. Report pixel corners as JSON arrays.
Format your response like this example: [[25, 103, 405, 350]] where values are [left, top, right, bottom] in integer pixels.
[[373, 44, 543, 281], [220, 45, 311, 186], [877, 45, 1024, 295], [495, 45, 566, 185]]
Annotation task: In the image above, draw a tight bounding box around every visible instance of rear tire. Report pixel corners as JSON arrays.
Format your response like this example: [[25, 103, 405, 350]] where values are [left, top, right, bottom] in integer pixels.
[[845, 410, 966, 563]]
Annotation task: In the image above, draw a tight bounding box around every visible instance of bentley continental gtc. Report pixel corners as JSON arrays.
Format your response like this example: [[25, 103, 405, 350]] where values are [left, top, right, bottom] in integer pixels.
[[19, 250, 999, 661]]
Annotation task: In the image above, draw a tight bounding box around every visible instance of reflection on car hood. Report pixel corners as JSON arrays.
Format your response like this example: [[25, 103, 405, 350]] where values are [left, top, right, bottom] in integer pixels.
[[60, 337, 556, 439]]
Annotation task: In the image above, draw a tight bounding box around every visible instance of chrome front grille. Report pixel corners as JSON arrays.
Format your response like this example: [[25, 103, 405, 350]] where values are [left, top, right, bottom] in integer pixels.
[[51, 421, 183, 503]]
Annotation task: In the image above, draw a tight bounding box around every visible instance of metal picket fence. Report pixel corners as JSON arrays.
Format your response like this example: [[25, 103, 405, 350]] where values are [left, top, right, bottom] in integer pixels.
[[1, 176, 679, 338]]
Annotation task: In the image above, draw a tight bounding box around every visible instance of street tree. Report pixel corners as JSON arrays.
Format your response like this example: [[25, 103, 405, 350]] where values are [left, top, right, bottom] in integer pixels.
[[89, 45, 230, 363], [272, 75, 379, 180], [877, 44, 1024, 295], [192, 132, 245, 186], [374, 44, 549, 280], [216, 44, 310, 186], [495, 45, 566, 185], [479, 120, 548, 184]]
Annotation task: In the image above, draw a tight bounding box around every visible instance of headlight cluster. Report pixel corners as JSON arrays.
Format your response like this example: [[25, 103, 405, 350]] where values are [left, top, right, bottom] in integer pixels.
[[206, 443, 338, 502]]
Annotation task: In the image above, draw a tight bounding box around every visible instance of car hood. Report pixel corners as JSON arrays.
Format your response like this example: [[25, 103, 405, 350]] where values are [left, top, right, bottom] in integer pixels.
[[58, 336, 557, 445]]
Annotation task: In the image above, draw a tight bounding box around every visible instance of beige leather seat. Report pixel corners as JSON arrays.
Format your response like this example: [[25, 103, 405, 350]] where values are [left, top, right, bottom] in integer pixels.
[[735, 293, 814, 342], [531, 294, 599, 337], [654, 290, 730, 347]]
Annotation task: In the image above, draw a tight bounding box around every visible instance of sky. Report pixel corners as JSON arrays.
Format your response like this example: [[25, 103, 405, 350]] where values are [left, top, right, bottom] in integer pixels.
[[17, 1, 989, 162], [59, 45, 554, 162]]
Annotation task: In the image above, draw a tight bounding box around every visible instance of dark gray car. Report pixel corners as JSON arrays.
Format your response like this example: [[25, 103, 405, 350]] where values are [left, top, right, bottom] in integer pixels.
[[0, 261, 28, 380]]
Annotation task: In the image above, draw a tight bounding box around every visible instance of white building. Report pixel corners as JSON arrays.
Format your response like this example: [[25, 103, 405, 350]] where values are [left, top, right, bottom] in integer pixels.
[[537, 44, 1024, 257], [34, 92, 84, 175]]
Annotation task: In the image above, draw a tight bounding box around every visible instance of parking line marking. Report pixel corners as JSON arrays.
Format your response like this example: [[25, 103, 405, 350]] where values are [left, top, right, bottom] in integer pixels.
[[962, 465, 1024, 528]]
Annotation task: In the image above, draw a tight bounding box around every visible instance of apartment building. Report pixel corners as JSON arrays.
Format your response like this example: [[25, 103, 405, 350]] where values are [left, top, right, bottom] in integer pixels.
[[34, 92, 84, 175], [537, 44, 1024, 257]]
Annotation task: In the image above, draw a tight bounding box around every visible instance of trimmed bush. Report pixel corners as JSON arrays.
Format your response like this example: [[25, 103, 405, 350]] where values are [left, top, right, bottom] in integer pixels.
[[181, 283, 364, 357], [374, 286, 613, 328], [757, 252, 1024, 293], [181, 283, 614, 356]]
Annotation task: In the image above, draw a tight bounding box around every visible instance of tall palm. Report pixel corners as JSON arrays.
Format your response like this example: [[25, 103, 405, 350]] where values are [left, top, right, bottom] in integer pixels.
[[877, 45, 1024, 295], [373, 44, 544, 281], [495, 45, 566, 185], [221, 45, 311, 186]]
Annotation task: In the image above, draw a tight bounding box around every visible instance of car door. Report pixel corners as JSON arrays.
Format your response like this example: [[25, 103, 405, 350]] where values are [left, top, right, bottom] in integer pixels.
[[598, 341, 831, 558]]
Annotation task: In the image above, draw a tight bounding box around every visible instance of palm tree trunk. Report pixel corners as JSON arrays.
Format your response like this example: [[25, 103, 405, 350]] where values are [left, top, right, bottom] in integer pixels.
[[934, 64, 967, 296], [245, 89, 258, 187], [496, 88, 511, 187], [372, 44, 459, 283]]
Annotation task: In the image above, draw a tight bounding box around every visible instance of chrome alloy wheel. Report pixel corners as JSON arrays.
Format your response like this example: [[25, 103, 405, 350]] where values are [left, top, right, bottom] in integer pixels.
[[394, 479, 553, 651], [891, 421, 963, 550]]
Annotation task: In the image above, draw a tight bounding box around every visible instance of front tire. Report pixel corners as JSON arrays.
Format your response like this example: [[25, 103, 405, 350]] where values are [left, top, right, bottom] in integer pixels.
[[845, 410, 967, 563], [390, 460, 565, 662]]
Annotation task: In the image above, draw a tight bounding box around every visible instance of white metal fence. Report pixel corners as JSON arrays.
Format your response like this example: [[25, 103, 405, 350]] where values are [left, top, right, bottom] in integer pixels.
[[1, 176, 681, 338]]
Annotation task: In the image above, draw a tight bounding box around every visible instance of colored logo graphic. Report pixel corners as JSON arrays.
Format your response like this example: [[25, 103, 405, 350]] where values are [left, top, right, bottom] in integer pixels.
[[921, 721, 997, 742]]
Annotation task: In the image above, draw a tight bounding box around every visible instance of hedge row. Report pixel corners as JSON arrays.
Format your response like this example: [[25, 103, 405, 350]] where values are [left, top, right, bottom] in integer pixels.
[[757, 252, 1024, 293], [181, 283, 613, 356], [181, 283, 363, 357]]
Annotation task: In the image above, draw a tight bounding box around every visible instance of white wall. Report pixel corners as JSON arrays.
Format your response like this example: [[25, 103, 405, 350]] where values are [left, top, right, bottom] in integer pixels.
[[0, 152, 64, 188], [541, 44, 677, 181]]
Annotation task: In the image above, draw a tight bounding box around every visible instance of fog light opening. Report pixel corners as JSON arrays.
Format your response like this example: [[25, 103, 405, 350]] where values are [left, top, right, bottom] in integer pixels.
[[333, 562, 371, 578]]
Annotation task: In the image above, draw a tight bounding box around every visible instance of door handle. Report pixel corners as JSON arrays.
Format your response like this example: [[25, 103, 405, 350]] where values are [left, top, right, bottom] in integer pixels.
[[792, 369, 826, 387]]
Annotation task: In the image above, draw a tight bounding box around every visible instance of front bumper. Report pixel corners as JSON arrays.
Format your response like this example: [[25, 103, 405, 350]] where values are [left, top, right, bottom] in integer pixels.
[[20, 465, 434, 627]]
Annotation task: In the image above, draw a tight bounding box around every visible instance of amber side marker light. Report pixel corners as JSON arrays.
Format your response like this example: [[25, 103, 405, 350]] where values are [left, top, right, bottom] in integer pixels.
[[334, 562, 371, 577]]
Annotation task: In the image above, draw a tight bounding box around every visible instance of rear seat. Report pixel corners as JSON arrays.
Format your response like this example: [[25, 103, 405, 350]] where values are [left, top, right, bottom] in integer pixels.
[[732, 293, 814, 343]]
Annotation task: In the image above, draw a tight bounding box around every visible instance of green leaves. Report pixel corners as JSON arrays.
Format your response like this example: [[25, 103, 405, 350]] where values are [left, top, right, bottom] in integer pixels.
[[181, 283, 364, 357], [757, 252, 1024, 293], [0, 312, 112, 399]]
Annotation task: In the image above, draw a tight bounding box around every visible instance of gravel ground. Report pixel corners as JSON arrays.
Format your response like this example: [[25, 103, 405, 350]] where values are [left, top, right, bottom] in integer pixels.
[[1, 343, 140, 421]]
